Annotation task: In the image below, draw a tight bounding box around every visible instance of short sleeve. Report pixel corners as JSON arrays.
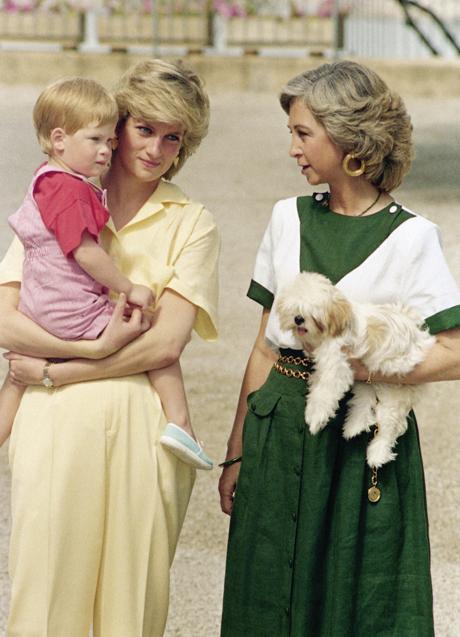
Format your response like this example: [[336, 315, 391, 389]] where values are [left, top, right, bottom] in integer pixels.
[[403, 222, 460, 334], [247, 206, 277, 309], [166, 207, 219, 341], [0, 236, 24, 285], [34, 173, 109, 256]]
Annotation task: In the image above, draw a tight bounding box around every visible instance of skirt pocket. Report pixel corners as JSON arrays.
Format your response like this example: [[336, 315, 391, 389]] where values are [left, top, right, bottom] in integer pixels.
[[233, 389, 282, 513]]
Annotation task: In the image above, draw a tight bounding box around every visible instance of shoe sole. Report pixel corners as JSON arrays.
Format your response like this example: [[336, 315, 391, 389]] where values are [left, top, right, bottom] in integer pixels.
[[160, 436, 213, 470]]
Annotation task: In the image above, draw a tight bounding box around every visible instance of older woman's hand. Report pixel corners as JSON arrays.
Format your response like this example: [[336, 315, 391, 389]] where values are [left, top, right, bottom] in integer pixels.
[[4, 352, 45, 386], [348, 356, 370, 382], [342, 345, 369, 381], [219, 462, 241, 516]]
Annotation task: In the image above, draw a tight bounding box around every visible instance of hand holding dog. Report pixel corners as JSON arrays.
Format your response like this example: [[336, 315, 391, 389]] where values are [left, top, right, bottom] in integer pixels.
[[347, 354, 369, 382]]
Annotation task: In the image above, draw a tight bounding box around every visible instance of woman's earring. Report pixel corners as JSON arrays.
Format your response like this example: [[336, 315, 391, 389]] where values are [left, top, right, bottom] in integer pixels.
[[173, 156, 179, 168], [342, 153, 366, 177]]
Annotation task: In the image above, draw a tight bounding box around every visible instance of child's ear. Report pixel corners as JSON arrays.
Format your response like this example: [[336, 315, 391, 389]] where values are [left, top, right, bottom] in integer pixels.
[[50, 127, 66, 153]]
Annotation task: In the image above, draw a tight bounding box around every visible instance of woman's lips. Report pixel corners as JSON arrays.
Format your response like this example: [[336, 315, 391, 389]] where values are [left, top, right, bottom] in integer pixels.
[[140, 158, 161, 169]]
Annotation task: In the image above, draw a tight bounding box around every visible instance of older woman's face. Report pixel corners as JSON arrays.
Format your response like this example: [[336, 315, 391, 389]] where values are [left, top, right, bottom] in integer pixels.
[[116, 116, 185, 184], [288, 99, 343, 187]]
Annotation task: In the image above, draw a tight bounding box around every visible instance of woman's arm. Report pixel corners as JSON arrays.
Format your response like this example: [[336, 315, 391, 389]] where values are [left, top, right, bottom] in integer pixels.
[[352, 327, 460, 384], [7, 288, 198, 387], [0, 283, 147, 359], [219, 309, 278, 516]]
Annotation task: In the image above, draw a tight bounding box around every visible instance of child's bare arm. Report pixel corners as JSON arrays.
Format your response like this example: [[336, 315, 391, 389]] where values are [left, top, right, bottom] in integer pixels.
[[0, 375, 25, 447], [73, 232, 154, 308]]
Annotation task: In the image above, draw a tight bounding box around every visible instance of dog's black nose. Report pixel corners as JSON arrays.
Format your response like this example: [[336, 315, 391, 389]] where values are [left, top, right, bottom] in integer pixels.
[[294, 315, 304, 326]]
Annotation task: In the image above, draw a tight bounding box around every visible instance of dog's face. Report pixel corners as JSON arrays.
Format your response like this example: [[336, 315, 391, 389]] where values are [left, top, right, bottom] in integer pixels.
[[275, 272, 353, 349]]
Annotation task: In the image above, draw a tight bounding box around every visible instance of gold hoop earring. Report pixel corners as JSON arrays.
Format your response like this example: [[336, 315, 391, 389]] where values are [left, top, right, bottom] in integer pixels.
[[342, 153, 366, 177], [173, 156, 179, 168]]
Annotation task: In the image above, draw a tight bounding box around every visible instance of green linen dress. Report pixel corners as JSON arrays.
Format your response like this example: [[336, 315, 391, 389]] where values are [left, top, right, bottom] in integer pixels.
[[221, 194, 460, 637]]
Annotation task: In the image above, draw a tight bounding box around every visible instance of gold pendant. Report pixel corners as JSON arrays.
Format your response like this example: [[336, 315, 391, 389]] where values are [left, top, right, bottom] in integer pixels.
[[368, 486, 381, 503]]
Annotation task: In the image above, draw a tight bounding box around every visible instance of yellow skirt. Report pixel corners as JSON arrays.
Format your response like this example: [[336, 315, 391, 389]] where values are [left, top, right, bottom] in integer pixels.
[[7, 374, 195, 637]]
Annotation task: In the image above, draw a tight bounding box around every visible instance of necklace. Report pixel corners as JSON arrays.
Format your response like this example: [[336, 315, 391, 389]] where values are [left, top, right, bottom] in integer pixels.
[[324, 190, 382, 217]]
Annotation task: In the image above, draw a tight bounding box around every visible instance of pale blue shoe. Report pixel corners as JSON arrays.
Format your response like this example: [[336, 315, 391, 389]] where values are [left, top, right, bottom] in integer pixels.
[[160, 423, 213, 470]]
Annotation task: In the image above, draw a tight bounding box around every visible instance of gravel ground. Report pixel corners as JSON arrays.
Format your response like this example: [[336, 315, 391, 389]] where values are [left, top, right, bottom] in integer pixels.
[[0, 84, 459, 637]]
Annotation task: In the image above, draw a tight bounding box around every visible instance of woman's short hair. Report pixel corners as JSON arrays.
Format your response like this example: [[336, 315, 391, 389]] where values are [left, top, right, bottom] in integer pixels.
[[33, 77, 119, 155], [113, 59, 210, 180], [279, 61, 413, 192]]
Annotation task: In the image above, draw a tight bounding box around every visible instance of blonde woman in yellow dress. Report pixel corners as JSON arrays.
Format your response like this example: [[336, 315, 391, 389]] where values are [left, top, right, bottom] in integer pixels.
[[0, 59, 219, 637]]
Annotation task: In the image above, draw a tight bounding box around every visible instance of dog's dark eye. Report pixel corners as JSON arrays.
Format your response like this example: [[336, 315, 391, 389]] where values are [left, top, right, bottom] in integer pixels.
[[294, 315, 305, 325]]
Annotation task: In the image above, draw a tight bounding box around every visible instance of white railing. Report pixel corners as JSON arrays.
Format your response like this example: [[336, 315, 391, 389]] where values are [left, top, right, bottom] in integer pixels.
[[346, 0, 460, 58]]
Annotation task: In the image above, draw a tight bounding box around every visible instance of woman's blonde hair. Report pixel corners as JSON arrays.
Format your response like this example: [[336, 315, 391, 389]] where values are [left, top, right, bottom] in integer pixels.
[[33, 77, 118, 155], [279, 61, 413, 192], [113, 59, 210, 180]]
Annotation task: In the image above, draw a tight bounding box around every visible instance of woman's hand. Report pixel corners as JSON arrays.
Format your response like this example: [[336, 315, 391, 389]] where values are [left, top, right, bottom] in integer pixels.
[[4, 352, 46, 386], [348, 356, 369, 382], [219, 462, 241, 516], [93, 293, 151, 359]]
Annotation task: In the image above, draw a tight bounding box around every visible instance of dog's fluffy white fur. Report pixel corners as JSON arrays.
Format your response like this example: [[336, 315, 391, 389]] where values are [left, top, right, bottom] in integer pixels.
[[275, 272, 435, 468]]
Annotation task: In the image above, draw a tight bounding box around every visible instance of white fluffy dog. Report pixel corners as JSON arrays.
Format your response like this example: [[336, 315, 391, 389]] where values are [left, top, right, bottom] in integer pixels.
[[275, 272, 434, 468]]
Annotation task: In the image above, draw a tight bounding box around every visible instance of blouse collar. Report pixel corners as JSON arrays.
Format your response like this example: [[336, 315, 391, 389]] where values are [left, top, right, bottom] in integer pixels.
[[105, 179, 190, 233]]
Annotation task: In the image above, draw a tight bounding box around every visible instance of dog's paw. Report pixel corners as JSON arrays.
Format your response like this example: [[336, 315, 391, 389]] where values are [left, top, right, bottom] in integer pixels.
[[366, 438, 397, 469], [342, 417, 369, 440], [305, 404, 330, 435], [307, 418, 329, 435]]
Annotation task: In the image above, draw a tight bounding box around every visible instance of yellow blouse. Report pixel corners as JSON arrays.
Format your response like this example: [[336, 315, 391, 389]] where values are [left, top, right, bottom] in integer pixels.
[[0, 179, 219, 340]]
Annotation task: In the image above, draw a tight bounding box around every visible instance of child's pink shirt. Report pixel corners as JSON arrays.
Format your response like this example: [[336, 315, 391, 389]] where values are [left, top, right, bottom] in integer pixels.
[[8, 163, 113, 340]]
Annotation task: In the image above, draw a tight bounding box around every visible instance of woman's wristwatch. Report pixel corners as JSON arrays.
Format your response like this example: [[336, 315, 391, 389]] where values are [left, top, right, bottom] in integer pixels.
[[41, 361, 55, 388]]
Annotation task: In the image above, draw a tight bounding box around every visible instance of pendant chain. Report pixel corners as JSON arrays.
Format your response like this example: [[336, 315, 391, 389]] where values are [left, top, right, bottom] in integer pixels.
[[368, 423, 381, 503], [324, 190, 382, 217]]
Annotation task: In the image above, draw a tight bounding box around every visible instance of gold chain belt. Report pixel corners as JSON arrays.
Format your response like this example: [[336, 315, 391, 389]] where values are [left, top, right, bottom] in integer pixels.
[[274, 355, 311, 381], [277, 354, 311, 367]]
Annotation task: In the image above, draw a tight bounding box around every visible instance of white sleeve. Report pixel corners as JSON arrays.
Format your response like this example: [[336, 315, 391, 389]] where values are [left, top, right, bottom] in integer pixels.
[[403, 221, 460, 333], [251, 211, 276, 294]]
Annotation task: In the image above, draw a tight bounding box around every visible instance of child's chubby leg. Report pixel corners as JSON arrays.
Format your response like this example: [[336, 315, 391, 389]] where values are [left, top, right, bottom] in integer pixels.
[[148, 361, 193, 437], [148, 362, 213, 470], [0, 375, 25, 446]]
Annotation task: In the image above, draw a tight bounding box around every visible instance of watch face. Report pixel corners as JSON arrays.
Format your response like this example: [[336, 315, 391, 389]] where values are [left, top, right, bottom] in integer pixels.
[[42, 377, 53, 388]]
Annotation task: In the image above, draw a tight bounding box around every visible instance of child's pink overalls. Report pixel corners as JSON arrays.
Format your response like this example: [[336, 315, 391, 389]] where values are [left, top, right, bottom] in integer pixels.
[[8, 164, 113, 340]]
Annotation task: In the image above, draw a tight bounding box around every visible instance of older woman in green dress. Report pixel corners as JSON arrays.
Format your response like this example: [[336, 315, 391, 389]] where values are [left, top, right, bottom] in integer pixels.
[[219, 60, 460, 637]]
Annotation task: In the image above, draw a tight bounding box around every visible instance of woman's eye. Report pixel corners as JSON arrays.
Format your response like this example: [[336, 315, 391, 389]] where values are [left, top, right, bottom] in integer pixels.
[[136, 126, 152, 135], [167, 135, 181, 143]]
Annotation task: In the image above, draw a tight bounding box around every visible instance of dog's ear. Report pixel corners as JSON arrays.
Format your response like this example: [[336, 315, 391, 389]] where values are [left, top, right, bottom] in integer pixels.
[[325, 296, 353, 337], [274, 294, 292, 332], [312, 316, 325, 333]]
